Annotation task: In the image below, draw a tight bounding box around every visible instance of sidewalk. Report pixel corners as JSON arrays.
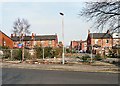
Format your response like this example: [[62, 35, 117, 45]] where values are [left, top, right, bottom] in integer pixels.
[[1, 60, 120, 73]]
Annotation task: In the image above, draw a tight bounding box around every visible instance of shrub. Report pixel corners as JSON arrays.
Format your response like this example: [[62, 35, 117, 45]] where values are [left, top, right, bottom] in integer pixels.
[[95, 54, 102, 61], [35, 47, 53, 59], [12, 49, 22, 60], [66, 48, 71, 53], [107, 49, 118, 58], [1, 46, 10, 59], [2, 50, 11, 59], [35, 47, 43, 59], [35, 47, 63, 59], [53, 47, 62, 58], [12, 49, 31, 60], [81, 55, 90, 62], [24, 49, 31, 60]]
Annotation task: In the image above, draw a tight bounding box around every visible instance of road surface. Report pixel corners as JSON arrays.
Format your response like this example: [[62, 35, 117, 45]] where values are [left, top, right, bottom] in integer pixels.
[[2, 68, 119, 84]]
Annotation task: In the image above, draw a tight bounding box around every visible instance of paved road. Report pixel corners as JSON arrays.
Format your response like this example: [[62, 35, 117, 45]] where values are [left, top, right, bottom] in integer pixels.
[[2, 68, 119, 84]]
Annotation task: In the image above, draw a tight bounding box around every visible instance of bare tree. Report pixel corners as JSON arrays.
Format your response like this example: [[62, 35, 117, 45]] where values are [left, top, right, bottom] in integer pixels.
[[80, 0, 120, 33], [12, 18, 31, 36]]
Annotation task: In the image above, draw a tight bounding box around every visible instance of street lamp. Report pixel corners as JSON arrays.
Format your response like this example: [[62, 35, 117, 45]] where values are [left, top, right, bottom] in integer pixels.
[[21, 33, 24, 62], [91, 33, 93, 63], [59, 12, 65, 64]]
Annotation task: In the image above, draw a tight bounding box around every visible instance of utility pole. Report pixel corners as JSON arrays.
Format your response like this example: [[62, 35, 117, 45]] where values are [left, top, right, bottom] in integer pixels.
[[22, 43, 24, 62], [21, 32, 24, 62], [60, 12, 65, 64], [91, 33, 93, 63], [11, 49, 13, 60], [43, 47, 44, 60], [117, 2, 120, 56]]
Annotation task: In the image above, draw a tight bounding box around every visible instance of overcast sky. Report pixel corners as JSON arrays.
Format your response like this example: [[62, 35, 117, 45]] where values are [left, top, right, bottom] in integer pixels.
[[0, 1, 93, 46]]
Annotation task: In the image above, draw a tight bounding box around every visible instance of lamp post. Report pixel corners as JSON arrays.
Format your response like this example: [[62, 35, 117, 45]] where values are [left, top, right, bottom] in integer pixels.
[[91, 33, 93, 63], [21, 33, 24, 62], [59, 12, 65, 64], [117, 3, 120, 56]]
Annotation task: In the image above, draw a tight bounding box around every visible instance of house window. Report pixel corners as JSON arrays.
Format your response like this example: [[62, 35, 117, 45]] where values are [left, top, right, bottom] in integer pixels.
[[95, 39, 98, 44], [3, 41, 6, 46], [41, 41, 44, 44], [106, 39, 109, 43], [41, 41, 45, 46], [27, 41, 30, 44]]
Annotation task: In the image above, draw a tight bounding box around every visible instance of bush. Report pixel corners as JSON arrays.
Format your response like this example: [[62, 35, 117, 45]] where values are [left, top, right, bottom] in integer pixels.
[[81, 55, 91, 62], [0, 46, 9, 49], [107, 49, 118, 58], [35, 47, 62, 59], [95, 54, 102, 61], [2, 50, 11, 59], [53, 47, 62, 58], [35, 47, 43, 59], [12, 49, 31, 60], [35, 47, 53, 59], [66, 48, 71, 53], [24, 49, 31, 60], [12, 49, 22, 60], [1, 46, 10, 59]]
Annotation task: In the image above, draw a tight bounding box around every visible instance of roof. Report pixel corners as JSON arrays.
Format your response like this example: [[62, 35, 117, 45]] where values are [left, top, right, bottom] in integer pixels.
[[90, 33, 112, 39], [0, 30, 13, 40], [71, 41, 81, 43], [11, 35, 57, 41], [35, 35, 57, 41]]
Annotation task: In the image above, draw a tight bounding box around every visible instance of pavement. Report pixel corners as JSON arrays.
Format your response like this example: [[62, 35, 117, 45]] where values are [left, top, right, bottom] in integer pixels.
[[1, 60, 120, 73]]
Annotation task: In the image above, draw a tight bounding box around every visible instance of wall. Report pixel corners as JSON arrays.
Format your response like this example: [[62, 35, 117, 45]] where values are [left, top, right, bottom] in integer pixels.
[[0, 31, 13, 48]]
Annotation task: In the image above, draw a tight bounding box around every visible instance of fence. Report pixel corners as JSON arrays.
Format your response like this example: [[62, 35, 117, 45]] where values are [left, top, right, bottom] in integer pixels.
[[0, 47, 63, 61], [0, 49, 31, 61]]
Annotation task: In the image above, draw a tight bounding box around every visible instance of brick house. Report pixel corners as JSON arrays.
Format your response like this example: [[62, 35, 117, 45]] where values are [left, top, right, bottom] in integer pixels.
[[112, 33, 120, 47], [0, 30, 13, 48], [87, 30, 113, 55], [11, 33, 58, 48], [70, 40, 81, 52], [112, 33, 120, 55], [80, 40, 87, 52], [70, 40, 87, 53]]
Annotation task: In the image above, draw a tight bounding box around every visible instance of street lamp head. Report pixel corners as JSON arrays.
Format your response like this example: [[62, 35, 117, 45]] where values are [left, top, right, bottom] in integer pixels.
[[60, 12, 64, 16]]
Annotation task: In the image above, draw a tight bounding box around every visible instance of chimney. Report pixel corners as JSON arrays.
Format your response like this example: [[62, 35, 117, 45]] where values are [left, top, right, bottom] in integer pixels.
[[32, 33, 34, 39], [11, 34, 13, 38], [32, 33, 34, 36]]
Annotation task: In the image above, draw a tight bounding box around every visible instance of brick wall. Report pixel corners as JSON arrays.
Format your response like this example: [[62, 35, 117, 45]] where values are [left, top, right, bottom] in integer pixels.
[[91, 38, 113, 48], [81, 41, 87, 51], [35, 40, 58, 47], [0, 31, 13, 48]]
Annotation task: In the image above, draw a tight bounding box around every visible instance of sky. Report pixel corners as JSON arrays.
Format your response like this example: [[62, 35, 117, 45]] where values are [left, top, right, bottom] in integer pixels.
[[0, 1, 93, 46]]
